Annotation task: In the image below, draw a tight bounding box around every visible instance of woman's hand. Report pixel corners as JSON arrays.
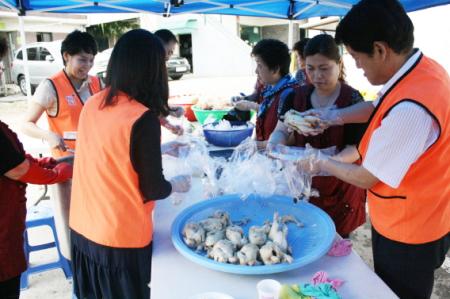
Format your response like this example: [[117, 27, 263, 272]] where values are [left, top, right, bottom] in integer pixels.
[[233, 100, 259, 111], [169, 106, 185, 118], [46, 131, 67, 152], [161, 141, 189, 157], [170, 175, 191, 193]]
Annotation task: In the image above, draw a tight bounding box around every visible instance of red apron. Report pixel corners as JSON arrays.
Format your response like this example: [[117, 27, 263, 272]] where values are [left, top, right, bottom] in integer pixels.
[[0, 121, 27, 281], [293, 84, 366, 236]]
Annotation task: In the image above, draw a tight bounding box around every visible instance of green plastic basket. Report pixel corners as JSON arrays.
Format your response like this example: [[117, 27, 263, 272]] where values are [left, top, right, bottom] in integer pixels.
[[191, 105, 231, 124]]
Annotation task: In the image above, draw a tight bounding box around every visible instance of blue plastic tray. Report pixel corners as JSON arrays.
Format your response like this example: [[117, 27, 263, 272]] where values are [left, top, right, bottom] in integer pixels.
[[171, 194, 336, 275]]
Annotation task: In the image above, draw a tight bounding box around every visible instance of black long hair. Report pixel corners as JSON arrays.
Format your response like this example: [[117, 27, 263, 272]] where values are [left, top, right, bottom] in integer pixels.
[[102, 29, 170, 116]]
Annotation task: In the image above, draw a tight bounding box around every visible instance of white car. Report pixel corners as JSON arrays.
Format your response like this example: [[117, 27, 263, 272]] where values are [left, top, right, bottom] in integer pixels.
[[92, 47, 191, 80], [11, 40, 102, 95], [11, 41, 63, 95]]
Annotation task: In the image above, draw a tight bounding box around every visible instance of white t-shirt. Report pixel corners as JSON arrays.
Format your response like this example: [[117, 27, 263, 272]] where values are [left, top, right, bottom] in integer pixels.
[[362, 50, 440, 188], [32, 75, 98, 117]]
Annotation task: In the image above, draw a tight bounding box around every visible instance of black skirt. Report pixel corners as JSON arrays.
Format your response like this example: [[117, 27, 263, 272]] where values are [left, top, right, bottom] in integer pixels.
[[70, 230, 152, 299]]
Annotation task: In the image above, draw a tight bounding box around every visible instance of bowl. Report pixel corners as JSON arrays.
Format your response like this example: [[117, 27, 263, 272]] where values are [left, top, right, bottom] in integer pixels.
[[192, 105, 231, 125], [171, 194, 336, 275], [203, 121, 254, 147]]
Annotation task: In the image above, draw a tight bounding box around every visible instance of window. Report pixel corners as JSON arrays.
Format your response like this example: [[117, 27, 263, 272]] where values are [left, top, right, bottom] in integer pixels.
[[240, 25, 262, 47], [15, 48, 38, 60], [36, 32, 53, 42], [38, 47, 52, 61]]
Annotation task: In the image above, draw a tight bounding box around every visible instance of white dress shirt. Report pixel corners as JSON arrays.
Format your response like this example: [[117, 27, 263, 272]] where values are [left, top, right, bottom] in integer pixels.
[[362, 50, 440, 188]]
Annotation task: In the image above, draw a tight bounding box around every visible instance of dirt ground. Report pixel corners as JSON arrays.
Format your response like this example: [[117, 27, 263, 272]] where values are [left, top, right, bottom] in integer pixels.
[[1, 76, 449, 298]]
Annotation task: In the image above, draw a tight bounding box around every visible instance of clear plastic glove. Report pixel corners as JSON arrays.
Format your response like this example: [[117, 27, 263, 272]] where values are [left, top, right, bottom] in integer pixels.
[[296, 144, 330, 175], [163, 121, 184, 135], [301, 106, 344, 128], [232, 100, 259, 111], [283, 109, 325, 136], [230, 95, 245, 104], [161, 141, 189, 157], [169, 106, 185, 118], [170, 175, 191, 193], [46, 131, 67, 152]]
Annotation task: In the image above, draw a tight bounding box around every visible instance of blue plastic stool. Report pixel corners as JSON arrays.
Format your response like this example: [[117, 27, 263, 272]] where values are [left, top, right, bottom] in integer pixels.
[[20, 205, 72, 290]]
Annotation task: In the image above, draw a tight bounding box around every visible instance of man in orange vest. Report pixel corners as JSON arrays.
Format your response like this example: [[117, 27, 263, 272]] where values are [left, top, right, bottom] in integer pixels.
[[297, 0, 449, 298]]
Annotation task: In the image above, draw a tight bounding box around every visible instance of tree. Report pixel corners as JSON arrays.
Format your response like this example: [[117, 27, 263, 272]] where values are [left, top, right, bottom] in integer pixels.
[[87, 19, 140, 51]]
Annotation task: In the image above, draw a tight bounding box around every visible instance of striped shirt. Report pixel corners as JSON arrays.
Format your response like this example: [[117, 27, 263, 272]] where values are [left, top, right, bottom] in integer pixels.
[[362, 50, 439, 188]]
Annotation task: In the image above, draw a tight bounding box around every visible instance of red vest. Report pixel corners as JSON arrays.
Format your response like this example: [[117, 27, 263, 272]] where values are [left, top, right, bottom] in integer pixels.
[[293, 84, 366, 235], [256, 85, 296, 141], [0, 121, 27, 281], [47, 70, 101, 158], [70, 89, 155, 248], [358, 54, 450, 244]]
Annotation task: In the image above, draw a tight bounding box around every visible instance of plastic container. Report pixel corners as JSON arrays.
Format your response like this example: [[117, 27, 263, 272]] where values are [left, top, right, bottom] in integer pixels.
[[171, 194, 336, 275], [169, 96, 198, 122], [192, 105, 231, 125], [203, 121, 254, 147]]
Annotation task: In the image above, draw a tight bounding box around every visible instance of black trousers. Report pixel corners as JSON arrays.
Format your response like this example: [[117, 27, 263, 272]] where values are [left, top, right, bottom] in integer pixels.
[[0, 276, 20, 299], [71, 230, 152, 299], [372, 227, 450, 299]]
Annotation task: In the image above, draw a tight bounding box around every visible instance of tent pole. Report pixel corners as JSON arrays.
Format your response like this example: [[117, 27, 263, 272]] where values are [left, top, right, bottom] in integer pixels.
[[18, 15, 32, 99], [288, 20, 294, 49]]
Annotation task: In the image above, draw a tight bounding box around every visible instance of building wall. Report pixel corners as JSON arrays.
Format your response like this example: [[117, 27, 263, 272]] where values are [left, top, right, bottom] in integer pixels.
[[191, 16, 255, 77]]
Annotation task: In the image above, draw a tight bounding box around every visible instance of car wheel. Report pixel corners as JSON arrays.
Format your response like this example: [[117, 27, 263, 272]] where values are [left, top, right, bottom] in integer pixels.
[[170, 75, 183, 80], [18, 75, 34, 95]]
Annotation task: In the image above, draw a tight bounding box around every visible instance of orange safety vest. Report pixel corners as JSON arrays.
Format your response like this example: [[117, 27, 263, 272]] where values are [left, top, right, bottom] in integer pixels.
[[358, 54, 450, 244], [47, 70, 101, 158], [70, 89, 155, 248]]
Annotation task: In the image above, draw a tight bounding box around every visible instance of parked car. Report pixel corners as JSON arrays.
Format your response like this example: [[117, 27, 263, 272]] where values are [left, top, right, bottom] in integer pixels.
[[11, 41, 63, 95], [92, 47, 191, 80]]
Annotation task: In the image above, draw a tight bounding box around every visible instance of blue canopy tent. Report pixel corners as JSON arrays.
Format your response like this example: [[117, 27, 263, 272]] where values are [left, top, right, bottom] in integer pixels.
[[1, 0, 450, 19], [1, 0, 449, 97]]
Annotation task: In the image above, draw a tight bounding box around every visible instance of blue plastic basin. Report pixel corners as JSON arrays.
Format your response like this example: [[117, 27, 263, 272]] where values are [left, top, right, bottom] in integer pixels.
[[203, 121, 254, 147]]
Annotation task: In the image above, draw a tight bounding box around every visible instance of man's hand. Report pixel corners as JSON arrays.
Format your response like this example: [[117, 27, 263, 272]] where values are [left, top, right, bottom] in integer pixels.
[[46, 131, 67, 152], [233, 100, 259, 111]]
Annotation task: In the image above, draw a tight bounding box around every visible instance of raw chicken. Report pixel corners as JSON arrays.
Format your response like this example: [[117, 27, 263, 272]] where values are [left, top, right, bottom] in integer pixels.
[[248, 224, 271, 246], [207, 239, 238, 264], [259, 241, 294, 265], [269, 212, 289, 253], [212, 210, 231, 227], [183, 222, 206, 251], [204, 229, 225, 249], [237, 243, 260, 266], [225, 225, 248, 248], [199, 218, 223, 232]]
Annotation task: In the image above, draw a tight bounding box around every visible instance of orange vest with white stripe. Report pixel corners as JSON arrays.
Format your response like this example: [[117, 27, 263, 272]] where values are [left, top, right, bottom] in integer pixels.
[[358, 54, 450, 244], [69, 89, 155, 248], [47, 70, 101, 158]]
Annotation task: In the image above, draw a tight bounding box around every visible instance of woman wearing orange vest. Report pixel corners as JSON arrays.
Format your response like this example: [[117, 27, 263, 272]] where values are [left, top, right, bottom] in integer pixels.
[[298, 1, 450, 298], [21, 30, 101, 158], [20, 30, 101, 261], [69, 29, 191, 299]]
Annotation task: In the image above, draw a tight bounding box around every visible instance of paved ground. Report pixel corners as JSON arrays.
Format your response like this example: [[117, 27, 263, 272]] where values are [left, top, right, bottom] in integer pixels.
[[1, 75, 448, 298]]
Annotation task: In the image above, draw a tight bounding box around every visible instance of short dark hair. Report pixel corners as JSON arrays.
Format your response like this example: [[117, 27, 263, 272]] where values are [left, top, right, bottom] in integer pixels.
[[103, 29, 170, 117], [293, 38, 310, 59], [304, 34, 346, 82], [0, 37, 7, 59], [154, 29, 178, 45], [335, 0, 414, 55], [251, 39, 290, 76], [61, 30, 98, 64]]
